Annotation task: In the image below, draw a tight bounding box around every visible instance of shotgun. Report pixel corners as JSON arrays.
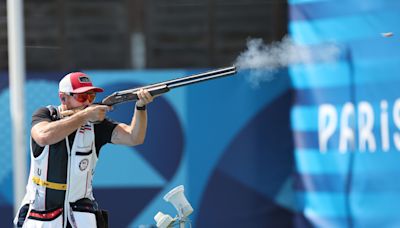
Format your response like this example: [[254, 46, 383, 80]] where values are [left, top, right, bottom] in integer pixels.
[[101, 65, 236, 106], [60, 66, 236, 117]]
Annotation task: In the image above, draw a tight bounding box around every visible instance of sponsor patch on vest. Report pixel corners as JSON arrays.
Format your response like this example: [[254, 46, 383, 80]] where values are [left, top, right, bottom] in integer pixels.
[[79, 159, 89, 171]]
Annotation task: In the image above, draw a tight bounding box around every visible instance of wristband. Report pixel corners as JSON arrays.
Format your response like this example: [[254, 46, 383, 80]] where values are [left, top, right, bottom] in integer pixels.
[[136, 104, 146, 111]]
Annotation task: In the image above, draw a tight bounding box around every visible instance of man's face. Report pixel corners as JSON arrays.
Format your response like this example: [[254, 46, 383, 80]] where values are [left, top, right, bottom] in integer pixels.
[[65, 91, 96, 109]]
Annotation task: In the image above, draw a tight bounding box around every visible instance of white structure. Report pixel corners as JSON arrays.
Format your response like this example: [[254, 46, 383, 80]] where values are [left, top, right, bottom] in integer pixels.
[[7, 0, 27, 215], [154, 185, 194, 228]]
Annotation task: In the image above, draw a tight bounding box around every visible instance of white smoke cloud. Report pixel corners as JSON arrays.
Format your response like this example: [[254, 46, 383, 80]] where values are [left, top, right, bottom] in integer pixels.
[[235, 36, 341, 87]]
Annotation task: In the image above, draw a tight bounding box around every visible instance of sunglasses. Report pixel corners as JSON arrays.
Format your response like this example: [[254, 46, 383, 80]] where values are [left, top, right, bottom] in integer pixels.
[[71, 92, 96, 103]]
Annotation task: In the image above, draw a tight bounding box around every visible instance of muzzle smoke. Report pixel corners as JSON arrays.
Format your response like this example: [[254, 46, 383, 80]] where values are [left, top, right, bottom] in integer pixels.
[[235, 36, 340, 87]]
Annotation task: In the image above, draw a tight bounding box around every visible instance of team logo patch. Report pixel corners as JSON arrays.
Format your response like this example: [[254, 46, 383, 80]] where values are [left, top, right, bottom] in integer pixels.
[[79, 159, 89, 171]]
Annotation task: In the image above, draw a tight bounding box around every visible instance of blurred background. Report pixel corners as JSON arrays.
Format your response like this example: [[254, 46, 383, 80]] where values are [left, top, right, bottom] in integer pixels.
[[0, 0, 287, 70], [1, 0, 400, 227]]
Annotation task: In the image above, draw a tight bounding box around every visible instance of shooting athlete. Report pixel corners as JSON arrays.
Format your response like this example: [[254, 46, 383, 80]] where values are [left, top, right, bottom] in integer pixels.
[[14, 72, 155, 228], [13, 66, 236, 228]]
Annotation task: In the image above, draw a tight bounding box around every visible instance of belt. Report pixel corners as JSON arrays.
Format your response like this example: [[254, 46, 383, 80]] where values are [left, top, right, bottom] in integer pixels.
[[32, 176, 67, 191], [29, 208, 63, 221]]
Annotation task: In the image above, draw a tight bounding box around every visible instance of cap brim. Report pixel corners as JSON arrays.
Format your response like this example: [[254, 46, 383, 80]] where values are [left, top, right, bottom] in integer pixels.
[[72, 86, 104, 93]]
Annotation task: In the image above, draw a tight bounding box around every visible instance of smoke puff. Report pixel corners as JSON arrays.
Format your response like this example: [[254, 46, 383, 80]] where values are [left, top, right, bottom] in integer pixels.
[[235, 36, 340, 87]]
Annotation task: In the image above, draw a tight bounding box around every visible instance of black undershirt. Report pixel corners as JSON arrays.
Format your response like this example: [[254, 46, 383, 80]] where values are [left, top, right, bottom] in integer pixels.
[[31, 107, 118, 158]]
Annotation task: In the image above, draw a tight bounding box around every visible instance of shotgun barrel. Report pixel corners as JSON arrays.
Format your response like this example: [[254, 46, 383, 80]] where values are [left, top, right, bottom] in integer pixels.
[[101, 65, 236, 106]]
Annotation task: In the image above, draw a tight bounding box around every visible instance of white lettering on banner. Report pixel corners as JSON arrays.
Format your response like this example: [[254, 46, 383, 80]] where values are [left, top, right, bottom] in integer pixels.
[[381, 100, 389, 152], [318, 104, 337, 152], [393, 99, 400, 150], [339, 102, 355, 153], [358, 102, 376, 152], [318, 99, 400, 153]]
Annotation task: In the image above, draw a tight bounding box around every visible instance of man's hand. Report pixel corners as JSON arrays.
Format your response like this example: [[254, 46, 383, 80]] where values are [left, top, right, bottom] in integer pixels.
[[83, 105, 110, 122], [135, 89, 154, 108]]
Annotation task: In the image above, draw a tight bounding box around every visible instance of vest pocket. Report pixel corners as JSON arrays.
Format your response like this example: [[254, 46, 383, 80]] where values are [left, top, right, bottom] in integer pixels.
[[71, 211, 97, 227], [74, 150, 93, 174], [76, 150, 93, 156], [70, 198, 97, 227]]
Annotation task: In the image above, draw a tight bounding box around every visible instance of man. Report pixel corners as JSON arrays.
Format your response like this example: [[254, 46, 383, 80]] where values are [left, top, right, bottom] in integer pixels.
[[14, 72, 155, 228]]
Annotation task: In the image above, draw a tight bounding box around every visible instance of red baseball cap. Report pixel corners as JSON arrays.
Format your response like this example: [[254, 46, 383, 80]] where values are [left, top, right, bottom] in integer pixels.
[[59, 72, 104, 94]]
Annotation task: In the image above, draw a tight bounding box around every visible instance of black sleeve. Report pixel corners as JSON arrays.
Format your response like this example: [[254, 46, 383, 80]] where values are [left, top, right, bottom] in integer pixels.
[[94, 118, 118, 156], [32, 107, 52, 127], [31, 107, 52, 157]]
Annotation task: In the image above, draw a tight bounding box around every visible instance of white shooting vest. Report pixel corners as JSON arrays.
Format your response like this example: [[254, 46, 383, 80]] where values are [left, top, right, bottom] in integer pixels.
[[14, 120, 98, 228]]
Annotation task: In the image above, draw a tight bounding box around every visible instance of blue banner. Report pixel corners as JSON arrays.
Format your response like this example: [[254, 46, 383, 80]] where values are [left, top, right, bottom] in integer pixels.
[[289, 0, 400, 227]]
